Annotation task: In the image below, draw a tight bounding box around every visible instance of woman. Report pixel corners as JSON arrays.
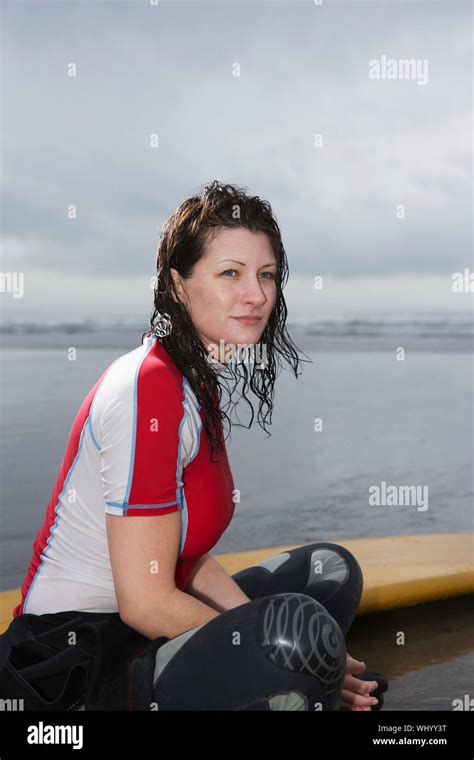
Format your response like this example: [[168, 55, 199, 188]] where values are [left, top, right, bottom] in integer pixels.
[[0, 180, 387, 711]]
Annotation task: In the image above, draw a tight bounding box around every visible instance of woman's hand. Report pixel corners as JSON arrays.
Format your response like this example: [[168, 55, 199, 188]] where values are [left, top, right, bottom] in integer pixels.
[[338, 654, 379, 711]]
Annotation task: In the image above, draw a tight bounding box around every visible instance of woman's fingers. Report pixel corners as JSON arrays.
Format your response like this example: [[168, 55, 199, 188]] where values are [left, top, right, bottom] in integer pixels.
[[341, 654, 380, 711], [339, 701, 371, 711], [344, 673, 378, 695], [340, 688, 379, 708], [346, 654, 366, 676]]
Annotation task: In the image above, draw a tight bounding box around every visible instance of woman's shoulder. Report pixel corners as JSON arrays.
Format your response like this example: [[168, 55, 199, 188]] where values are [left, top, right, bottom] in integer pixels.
[[90, 333, 190, 424]]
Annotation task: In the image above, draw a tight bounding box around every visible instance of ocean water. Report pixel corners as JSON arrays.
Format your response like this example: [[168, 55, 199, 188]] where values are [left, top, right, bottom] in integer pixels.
[[0, 316, 472, 591]]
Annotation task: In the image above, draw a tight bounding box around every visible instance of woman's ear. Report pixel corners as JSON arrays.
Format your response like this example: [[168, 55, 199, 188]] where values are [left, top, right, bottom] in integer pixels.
[[170, 268, 192, 311], [170, 268, 183, 303]]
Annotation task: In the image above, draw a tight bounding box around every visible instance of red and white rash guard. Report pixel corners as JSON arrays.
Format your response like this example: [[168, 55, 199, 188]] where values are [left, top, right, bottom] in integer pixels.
[[13, 332, 236, 617]]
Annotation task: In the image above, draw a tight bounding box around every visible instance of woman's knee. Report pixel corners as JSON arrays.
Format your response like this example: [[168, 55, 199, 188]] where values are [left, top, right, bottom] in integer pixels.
[[250, 542, 364, 636], [303, 542, 364, 594], [152, 592, 347, 711], [257, 591, 347, 694], [236, 542, 363, 596]]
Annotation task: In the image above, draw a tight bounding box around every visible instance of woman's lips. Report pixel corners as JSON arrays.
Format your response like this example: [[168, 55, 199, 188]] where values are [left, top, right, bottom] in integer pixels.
[[231, 317, 263, 325]]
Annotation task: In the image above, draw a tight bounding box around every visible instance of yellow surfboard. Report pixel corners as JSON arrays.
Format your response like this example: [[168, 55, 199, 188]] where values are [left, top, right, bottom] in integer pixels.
[[1, 532, 472, 635]]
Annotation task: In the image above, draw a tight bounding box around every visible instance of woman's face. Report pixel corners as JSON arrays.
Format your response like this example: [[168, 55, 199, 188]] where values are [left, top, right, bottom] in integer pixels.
[[171, 226, 278, 362]]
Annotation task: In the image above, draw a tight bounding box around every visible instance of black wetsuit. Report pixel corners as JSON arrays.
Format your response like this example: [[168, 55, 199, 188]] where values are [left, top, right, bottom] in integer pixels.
[[151, 541, 363, 711], [0, 542, 366, 711]]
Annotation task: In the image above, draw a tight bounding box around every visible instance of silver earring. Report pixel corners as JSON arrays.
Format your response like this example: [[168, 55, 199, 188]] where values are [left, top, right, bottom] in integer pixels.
[[153, 311, 172, 338]]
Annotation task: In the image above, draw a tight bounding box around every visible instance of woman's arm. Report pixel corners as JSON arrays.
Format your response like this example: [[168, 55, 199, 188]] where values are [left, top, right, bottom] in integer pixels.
[[184, 553, 252, 612], [106, 512, 222, 640]]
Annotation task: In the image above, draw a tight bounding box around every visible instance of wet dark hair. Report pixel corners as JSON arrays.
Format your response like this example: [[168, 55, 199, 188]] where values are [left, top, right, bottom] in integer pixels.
[[141, 180, 311, 463]]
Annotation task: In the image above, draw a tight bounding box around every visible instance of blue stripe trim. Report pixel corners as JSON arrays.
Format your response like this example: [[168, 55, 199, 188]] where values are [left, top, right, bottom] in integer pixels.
[[106, 500, 179, 510], [87, 416, 100, 452], [124, 334, 155, 506], [182, 375, 202, 413], [179, 488, 190, 559], [182, 376, 202, 465], [88, 353, 126, 451], [23, 414, 91, 613], [176, 386, 187, 556]]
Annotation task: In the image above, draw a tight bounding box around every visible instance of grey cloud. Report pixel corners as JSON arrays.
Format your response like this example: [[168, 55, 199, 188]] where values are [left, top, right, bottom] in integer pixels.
[[1, 0, 471, 301]]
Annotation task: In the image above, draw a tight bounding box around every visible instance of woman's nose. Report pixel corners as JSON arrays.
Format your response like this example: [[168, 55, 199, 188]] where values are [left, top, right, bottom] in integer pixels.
[[239, 279, 268, 304]]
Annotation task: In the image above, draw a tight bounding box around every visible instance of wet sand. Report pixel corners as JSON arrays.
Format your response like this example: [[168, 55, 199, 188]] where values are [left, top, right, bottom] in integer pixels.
[[347, 594, 474, 710]]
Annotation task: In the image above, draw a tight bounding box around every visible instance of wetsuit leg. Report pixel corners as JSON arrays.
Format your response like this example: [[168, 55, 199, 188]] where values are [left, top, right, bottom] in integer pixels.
[[152, 591, 347, 711], [230, 542, 364, 636], [150, 542, 364, 711]]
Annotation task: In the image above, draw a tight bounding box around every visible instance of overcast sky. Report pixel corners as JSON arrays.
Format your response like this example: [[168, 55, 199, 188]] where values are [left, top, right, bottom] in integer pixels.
[[1, 0, 472, 323]]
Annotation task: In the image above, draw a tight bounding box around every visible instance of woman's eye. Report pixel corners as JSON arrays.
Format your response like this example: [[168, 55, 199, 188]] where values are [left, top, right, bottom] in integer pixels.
[[221, 269, 275, 280]]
